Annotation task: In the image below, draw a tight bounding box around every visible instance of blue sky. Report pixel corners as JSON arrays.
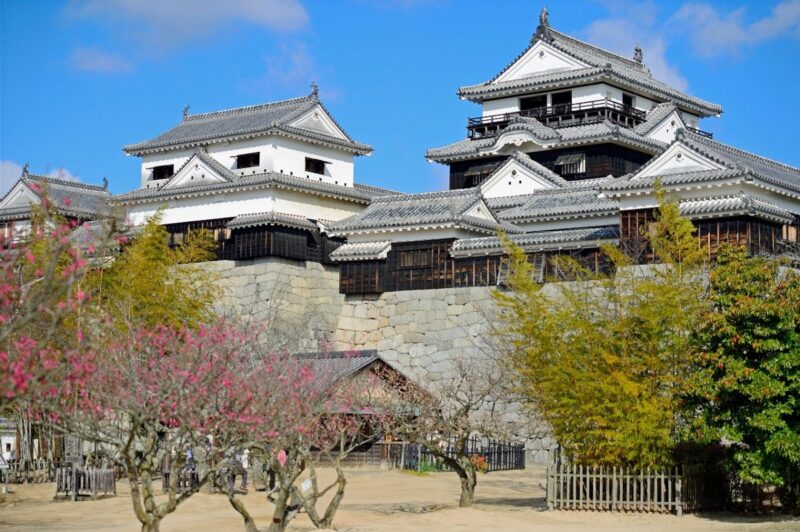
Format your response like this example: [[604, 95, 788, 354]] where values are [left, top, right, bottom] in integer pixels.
[[1, 0, 799, 195]]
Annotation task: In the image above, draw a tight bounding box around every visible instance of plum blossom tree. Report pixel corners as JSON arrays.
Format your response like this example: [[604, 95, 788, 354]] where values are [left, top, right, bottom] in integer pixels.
[[49, 323, 263, 532]]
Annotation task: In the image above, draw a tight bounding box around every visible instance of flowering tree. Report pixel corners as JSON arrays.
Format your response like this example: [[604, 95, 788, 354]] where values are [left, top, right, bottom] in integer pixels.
[[219, 354, 401, 532], [49, 323, 262, 532], [0, 196, 110, 410]]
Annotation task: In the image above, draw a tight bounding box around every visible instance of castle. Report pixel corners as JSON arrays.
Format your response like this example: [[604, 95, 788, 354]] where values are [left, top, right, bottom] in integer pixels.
[[2, 11, 799, 459]]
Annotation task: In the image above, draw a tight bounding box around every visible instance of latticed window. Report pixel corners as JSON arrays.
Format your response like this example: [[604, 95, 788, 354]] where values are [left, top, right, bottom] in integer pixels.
[[554, 153, 586, 175], [398, 248, 432, 269]]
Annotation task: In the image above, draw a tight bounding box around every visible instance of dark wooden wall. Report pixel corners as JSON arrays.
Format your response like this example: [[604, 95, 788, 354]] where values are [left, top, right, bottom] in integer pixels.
[[339, 239, 610, 295], [163, 219, 343, 264]]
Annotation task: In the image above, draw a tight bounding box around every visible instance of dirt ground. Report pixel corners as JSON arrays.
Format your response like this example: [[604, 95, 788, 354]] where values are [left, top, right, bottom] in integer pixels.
[[0, 466, 797, 531]]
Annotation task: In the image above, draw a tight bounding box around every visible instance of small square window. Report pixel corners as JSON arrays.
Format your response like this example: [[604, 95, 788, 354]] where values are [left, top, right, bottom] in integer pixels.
[[305, 157, 327, 175], [151, 165, 174, 180], [236, 152, 260, 169]]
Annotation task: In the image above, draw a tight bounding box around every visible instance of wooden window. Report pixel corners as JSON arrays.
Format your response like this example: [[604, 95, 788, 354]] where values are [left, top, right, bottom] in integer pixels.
[[236, 152, 260, 169], [554, 153, 586, 175], [398, 249, 431, 269], [622, 93, 634, 109], [520, 94, 547, 112], [551, 90, 572, 112], [151, 164, 174, 180], [305, 157, 327, 175]]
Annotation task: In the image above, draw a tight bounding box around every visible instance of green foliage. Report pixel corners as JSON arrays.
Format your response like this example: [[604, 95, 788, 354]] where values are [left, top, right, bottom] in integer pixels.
[[689, 245, 800, 490], [494, 187, 707, 468], [100, 214, 220, 330]]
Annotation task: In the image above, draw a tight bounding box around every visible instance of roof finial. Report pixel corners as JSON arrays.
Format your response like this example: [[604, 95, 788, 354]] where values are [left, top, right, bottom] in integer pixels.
[[533, 6, 553, 43], [21, 162, 29, 176], [633, 44, 643, 63], [102, 176, 109, 191], [183, 104, 190, 118], [310, 81, 319, 98]]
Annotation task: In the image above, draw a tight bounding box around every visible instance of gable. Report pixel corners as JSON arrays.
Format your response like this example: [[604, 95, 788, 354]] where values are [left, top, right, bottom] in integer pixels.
[[481, 158, 560, 198], [0, 181, 40, 209], [635, 143, 724, 179], [288, 104, 349, 141], [162, 155, 231, 190], [645, 111, 685, 144], [494, 41, 588, 84], [463, 199, 495, 221]]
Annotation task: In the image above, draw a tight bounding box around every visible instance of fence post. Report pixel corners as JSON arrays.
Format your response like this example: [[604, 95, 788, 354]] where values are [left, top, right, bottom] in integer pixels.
[[546, 461, 553, 510], [676, 466, 683, 517], [71, 465, 77, 502]]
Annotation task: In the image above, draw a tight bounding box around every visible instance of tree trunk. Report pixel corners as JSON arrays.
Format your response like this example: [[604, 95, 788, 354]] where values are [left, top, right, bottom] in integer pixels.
[[140, 519, 161, 532], [226, 492, 259, 532], [267, 483, 293, 532], [456, 460, 477, 508]]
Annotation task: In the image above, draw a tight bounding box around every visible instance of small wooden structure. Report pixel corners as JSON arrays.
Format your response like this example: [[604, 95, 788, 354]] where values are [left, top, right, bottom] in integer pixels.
[[55, 464, 116, 501]]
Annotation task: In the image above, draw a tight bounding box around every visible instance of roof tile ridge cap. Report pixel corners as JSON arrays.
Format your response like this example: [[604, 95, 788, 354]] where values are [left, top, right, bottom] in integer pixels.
[[550, 29, 647, 70], [25, 174, 108, 193], [480, 39, 536, 86], [184, 94, 314, 122], [687, 130, 800, 174]]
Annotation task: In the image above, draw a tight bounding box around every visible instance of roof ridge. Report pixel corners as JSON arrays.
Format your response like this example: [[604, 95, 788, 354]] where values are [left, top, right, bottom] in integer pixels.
[[683, 130, 800, 175], [549, 29, 648, 72], [370, 187, 479, 203], [24, 173, 109, 193], [184, 94, 315, 123]]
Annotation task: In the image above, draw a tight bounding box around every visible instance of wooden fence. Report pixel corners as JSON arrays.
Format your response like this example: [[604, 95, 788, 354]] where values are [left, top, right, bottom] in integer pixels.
[[55, 466, 116, 501], [5, 459, 63, 483], [546, 462, 717, 515]]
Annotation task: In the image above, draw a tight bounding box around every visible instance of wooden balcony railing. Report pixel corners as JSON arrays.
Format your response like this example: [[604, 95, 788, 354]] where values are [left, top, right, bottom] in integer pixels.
[[467, 98, 648, 139]]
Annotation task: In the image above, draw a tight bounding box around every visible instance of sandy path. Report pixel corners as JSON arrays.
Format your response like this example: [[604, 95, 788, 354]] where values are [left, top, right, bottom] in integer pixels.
[[0, 467, 796, 531]]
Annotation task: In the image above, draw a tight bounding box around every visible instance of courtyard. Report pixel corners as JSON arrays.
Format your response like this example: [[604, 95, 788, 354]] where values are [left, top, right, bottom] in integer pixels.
[[1, 467, 796, 531]]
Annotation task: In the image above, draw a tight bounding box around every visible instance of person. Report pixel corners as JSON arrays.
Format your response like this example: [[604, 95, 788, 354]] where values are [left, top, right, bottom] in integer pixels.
[[240, 449, 250, 491]]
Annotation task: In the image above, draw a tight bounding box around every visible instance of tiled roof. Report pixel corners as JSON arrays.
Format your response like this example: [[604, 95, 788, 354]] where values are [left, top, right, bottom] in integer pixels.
[[494, 151, 569, 187], [0, 173, 111, 221], [679, 193, 795, 223], [504, 115, 562, 140], [226, 211, 317, 231], [293, 350, 399, 392], [604, 130, 800, 195], [124, 92, 372, 155], [427, 119, 666, 162], [168, 149, 237, 186], [451, 225, 620, 258], [500, 188, 618, 222], [113, 171, 381, 205], [459, 28, 722, 116], [329, 241, 392, 262], [327, 188, 519, 236], [634, 102, 680, 136]]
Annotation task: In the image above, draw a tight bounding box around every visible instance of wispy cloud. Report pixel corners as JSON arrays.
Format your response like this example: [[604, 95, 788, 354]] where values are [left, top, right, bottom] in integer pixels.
[[583, 12, 689, 92], [670, 0, 800, 57], [69, 47, 132, 73], [65, 0, 309, 71]]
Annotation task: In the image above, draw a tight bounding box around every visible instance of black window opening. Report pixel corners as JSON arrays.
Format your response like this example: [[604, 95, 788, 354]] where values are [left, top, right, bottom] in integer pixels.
[[551, 90, 572, 113], [622, 93, 634, 109], [305, 157, 328, 175], [236, 152, 260, 169], [151, 164, 174, 181], [520, 94, 547, 113], [554, 153, 586, 175]]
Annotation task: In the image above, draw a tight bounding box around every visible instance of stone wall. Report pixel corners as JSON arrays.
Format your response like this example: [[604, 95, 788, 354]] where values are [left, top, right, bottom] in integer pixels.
[[202, 257, 552, 463]]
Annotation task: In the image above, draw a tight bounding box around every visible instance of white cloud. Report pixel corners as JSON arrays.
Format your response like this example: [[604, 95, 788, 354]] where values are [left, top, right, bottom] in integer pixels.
[[583, 17, 689, 92], [265, 42, 317, 89], [0, 161, 24, 197], [48, 167, 78, 181], [66, 0, 308, 53], [671, 1, 800, 57], [69, 47, 132, 73]]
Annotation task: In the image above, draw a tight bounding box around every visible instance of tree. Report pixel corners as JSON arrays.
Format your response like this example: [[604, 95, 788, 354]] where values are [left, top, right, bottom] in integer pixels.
[[0, 197, 109, 410], [690, 245, 800, 512], [493, 188, 707, 467], [392, 354, 519, 508], [49, 323, 262, 532], [99, 214, 219, 330], [220, 353, 400, 532]]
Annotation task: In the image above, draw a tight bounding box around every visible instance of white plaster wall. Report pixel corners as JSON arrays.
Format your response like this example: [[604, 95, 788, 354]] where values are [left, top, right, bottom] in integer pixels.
[[123, 188, 364, 226], [139, 149, 195, 187], [272, 138, 355, 187], [483, 97, 521, 117]]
